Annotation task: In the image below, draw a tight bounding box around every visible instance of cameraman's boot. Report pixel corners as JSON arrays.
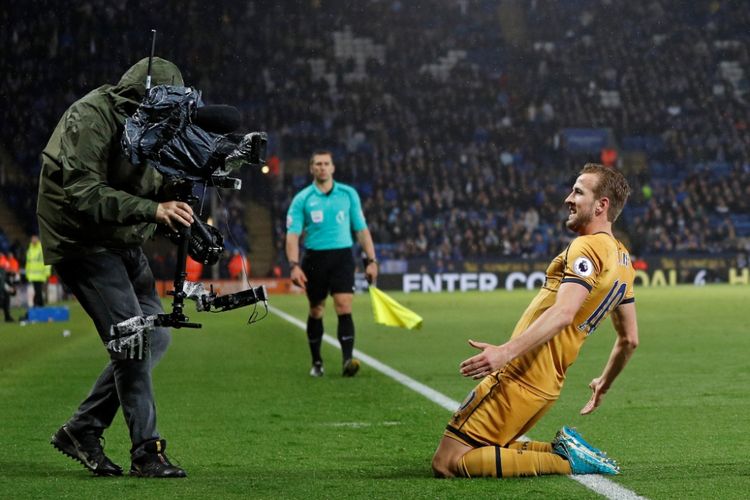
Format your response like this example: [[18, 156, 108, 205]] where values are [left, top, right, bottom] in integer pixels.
[[130, 439, 187, 478], [50, 425, 123, 476]]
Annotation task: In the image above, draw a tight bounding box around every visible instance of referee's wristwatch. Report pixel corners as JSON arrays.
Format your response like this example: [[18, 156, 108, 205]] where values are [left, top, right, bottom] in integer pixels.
[[365, 258, 378, 266], [289, 261, 300, 269]]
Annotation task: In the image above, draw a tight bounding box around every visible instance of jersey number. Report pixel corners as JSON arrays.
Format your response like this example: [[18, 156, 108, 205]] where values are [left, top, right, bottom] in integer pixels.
[[578, 280, 627, 335]]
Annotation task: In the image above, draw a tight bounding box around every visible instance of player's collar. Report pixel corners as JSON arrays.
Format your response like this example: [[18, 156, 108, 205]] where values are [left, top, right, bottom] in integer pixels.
[[593, 231, 615, 238], [313, 180, 336, 196]]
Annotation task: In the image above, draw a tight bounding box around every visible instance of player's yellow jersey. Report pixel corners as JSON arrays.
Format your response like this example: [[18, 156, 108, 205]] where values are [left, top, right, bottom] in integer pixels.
[[503, 232, 635, 400]]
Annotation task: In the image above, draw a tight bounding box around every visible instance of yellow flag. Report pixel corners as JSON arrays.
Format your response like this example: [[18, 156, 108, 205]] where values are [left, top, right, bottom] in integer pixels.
[[369, 286, 423, 330]]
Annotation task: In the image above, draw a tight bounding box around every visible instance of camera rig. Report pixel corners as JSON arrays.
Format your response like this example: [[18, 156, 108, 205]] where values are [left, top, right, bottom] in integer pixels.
[[110, 33, 269, 357]]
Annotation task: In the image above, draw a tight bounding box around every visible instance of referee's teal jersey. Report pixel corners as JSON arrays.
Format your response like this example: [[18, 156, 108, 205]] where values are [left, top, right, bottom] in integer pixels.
[[286, 181, 368, 250]]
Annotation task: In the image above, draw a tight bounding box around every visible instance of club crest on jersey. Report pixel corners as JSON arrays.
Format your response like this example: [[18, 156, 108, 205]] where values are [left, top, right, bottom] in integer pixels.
[[573, 256, 594, 277]]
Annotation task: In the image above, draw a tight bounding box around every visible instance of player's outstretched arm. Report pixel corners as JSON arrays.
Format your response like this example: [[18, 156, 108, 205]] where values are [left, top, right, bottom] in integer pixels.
[[460, 282, 589, 379], [581, 302, 639, 415]]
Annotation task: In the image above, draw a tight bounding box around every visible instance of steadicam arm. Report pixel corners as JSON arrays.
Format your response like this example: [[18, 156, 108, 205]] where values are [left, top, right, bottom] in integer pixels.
[[181, 280, 268, 313], [110, 281, 268, 358]]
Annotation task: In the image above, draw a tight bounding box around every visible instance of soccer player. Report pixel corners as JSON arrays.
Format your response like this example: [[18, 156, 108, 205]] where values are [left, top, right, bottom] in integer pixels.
[[285, 150, 378, 377], [431, 163, 639, 478]]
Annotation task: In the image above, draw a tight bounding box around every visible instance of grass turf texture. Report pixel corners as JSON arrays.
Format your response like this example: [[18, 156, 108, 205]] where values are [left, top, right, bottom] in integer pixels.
[[0, 285, 748, 499]]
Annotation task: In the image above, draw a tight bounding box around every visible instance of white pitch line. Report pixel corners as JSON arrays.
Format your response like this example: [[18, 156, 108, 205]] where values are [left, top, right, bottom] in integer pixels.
[[571, 476, 648, 500], [269, 305, 647, 500], [269, 305, 458, 411]]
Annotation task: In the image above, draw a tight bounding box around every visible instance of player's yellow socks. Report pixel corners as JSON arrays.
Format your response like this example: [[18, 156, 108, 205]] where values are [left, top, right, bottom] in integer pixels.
[[459, 446, 499, 477], [498, 447, 571, 477], [506, 440, 553, 453], [460, 446, 571, 478]]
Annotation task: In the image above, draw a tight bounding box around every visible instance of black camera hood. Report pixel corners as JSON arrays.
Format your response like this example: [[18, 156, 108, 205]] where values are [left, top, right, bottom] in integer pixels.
[[122, 85, 228, 181]]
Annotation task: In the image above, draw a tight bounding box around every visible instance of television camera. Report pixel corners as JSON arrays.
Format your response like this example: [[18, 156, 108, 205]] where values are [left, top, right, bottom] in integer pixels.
[[110, 36, 269, 358]]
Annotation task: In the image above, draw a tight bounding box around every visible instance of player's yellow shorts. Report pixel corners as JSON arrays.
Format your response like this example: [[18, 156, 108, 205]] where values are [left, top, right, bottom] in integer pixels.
[[444, 371, 556, 448]]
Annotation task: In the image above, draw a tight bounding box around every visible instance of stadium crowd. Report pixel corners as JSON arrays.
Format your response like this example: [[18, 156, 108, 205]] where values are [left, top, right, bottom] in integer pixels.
[[265, 0, 750, 263], [1, 0, 749, 277]]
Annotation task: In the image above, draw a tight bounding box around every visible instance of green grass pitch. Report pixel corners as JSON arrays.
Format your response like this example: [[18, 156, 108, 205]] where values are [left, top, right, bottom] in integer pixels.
[[0, 284, 748, 499]]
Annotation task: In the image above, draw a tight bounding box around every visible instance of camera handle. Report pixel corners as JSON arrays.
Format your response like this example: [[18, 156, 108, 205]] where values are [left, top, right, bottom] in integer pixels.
[[150, 178, 269, 329], [161, 223, 202, 329]]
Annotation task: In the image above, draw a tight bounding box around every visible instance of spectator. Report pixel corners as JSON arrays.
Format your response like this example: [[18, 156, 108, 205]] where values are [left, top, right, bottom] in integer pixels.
[[227, 250, 249, 280], [185, 256, 203, 282], [0, 251, 17, 322]]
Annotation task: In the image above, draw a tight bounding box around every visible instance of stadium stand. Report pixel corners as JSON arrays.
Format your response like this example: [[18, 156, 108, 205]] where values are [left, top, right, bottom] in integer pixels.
[[1, 0, 749, 277]]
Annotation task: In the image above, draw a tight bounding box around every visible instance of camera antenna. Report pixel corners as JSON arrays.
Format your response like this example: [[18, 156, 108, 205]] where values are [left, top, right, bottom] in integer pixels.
[[145, 29, 157, 91]]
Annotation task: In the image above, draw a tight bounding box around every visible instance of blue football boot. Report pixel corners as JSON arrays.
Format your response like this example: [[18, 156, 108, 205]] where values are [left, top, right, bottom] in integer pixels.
[[551, 426, 621, 475]]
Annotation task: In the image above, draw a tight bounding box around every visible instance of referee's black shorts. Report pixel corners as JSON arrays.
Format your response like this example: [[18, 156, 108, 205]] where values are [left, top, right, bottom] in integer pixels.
[[302, 247, 355, 303]]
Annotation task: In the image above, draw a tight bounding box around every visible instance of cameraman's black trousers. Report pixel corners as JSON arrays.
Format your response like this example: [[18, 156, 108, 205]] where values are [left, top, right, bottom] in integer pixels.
[[56, 248, 170, 457]]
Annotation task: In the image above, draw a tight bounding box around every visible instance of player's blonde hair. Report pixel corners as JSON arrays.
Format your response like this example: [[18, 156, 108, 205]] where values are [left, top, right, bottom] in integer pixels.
[[580, 163, 631, 222]]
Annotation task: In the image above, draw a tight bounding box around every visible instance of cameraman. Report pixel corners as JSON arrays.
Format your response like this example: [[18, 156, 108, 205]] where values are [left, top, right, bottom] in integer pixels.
[[38, 57, 190, 478]]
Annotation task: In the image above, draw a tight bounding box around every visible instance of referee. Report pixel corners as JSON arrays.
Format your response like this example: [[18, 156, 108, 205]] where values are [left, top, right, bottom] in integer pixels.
[[285, 150, 378, 377]]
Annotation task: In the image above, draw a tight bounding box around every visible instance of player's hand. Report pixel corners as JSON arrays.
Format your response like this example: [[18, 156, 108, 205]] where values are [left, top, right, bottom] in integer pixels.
[[459, 340, 510, 380], [290, 265, 307, 290], [580, 377, 607, 415], [156, 201, 194, 231], [365, 262, 378, 284]]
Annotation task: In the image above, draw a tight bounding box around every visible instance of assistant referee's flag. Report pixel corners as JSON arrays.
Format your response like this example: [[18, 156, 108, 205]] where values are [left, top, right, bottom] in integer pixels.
[[369, 286, 423, 330]]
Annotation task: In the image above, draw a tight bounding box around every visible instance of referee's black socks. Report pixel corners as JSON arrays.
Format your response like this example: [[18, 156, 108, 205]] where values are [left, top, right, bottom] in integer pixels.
[[337, 313, 355, 361], [307, 316, 324, 364]]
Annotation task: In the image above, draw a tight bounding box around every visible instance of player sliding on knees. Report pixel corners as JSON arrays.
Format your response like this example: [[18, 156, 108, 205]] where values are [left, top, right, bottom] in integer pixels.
[[432, 164, 640, 478]]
